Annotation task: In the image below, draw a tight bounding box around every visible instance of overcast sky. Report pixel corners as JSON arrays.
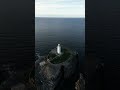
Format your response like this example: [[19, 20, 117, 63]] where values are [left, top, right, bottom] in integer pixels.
[[35, 0, 85, 18]]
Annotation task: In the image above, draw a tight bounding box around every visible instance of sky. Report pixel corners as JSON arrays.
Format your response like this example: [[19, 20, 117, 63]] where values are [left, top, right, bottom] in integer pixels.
[[35, 0, 85, 18]]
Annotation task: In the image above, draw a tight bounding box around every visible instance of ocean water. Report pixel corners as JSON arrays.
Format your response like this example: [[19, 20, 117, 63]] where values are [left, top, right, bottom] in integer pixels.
[[35, 17, 85, 61]]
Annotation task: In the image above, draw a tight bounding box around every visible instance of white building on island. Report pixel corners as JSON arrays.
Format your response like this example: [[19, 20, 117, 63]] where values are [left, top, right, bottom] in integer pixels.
[[57, 44, 61, 55]]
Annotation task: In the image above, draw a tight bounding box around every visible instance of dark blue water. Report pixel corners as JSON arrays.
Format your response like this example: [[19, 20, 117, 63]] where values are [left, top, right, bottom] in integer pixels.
[[35, 17, 85, 61]]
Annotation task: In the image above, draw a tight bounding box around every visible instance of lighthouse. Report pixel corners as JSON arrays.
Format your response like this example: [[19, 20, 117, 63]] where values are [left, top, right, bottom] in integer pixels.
[[57, 44, 61, 55]]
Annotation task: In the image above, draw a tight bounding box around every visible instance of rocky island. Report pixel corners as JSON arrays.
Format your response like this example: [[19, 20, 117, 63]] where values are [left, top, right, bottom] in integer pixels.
[[35, 44, 81, 90]]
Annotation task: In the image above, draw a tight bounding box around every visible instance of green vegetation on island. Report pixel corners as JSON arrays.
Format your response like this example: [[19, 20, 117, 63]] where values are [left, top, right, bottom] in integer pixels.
[[50, 48, 71, 64]]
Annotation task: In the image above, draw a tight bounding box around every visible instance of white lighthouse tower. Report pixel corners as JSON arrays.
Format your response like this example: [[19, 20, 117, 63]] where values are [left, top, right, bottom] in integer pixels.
[[57, 44, 61, 55]]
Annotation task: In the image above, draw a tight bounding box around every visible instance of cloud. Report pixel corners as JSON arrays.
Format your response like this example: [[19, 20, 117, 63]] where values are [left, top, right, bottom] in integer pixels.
[[35, 0, 85, 18]]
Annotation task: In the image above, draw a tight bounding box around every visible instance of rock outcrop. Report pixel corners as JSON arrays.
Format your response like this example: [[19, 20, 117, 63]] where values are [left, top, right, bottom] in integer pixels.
[[35, 47, 79, 90], [75, 73, 85, 90]]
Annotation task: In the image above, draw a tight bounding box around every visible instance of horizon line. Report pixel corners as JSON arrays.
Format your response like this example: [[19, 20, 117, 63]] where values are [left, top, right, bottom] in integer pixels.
[[35, 16, 85, 18]]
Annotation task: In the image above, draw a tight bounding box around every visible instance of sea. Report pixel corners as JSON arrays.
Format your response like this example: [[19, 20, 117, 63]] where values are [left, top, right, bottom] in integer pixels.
[[35, 17, 85, 63]]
